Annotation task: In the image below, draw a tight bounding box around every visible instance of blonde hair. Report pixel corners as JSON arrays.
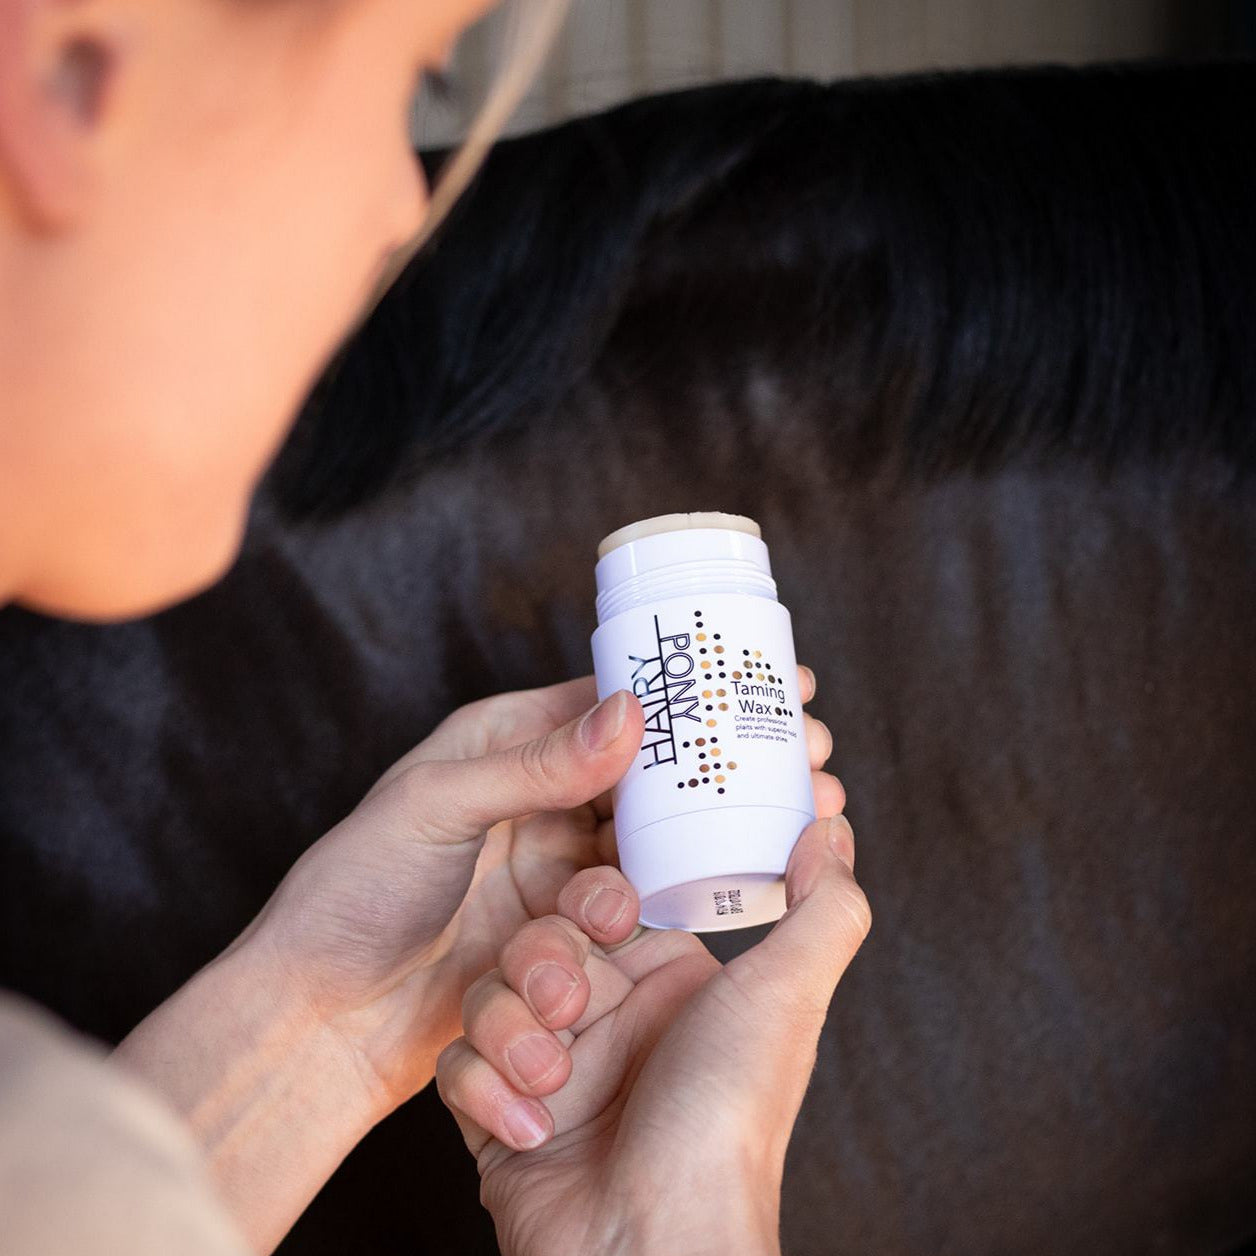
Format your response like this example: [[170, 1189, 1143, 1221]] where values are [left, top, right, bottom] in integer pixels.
[[365, 0, 570, 309]]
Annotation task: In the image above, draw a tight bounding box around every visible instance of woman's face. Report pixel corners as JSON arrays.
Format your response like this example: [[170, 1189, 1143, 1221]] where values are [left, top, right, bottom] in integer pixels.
[[0, 0, 494, 619]]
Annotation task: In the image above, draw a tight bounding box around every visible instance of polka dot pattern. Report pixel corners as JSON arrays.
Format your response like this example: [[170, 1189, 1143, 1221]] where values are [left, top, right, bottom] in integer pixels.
[[671, 609, 796, 790]]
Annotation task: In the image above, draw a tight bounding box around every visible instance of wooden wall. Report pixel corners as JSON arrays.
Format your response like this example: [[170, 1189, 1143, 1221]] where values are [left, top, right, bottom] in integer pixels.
[[414, 0, 1221, 146]]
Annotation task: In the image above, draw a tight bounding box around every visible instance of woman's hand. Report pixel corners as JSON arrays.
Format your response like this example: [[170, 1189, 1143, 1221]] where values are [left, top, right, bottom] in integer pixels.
[[249, 663, 833, 1105], [434, 816, 869, 1256], [114, 665, 838, 1252], [236, 676, 646, 1107]]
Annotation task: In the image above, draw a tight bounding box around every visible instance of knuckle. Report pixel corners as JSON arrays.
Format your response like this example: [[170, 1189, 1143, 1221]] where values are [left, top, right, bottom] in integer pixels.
[[498, 927, 539, 976], [852, 888, 873, 940], [501, 914, 585, 973], [723, 953, 831, 1034], [472, 690, 526, 734], [432, 697, 496, 757], [808, 857, 868, 945], [516, 734, 563, 795], [834, 878, 872, 943], [388, 760, 441, 819], [461, 968, 502, 1019], [724, 948, 791, 1014], [781, 986, 837, 1035], [396, 760, 473, 845]]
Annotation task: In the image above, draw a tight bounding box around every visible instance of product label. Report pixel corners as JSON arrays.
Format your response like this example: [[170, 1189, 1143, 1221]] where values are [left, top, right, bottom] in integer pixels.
[[591, 593, 813, 843]]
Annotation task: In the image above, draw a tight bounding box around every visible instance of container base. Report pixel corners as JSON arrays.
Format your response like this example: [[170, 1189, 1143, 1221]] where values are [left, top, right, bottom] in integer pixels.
[[639, 872, 786, 932], [617, 804, 814, 934]]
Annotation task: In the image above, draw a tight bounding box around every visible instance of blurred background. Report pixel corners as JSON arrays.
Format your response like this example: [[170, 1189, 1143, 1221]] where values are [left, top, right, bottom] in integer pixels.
[[414, 0, 1256, 147]]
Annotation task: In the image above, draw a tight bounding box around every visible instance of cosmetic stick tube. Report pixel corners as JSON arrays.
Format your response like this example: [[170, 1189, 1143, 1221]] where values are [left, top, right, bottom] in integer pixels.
[[591, 512, 816, 932]]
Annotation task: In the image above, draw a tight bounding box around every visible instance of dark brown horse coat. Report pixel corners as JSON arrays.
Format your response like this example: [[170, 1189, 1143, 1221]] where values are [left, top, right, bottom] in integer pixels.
[[2, 63, 1254, 1255]]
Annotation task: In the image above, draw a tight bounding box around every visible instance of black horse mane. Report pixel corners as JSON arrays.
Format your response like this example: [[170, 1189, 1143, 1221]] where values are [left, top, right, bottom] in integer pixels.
[[272, 60, 1256, 518]]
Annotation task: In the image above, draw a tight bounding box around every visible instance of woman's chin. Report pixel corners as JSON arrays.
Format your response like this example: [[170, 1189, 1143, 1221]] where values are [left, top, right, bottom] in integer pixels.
[[14, 514, 248, 625]]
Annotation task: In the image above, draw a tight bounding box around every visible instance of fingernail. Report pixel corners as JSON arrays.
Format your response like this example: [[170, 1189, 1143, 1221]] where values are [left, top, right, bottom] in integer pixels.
[[580, 691, 628, 752], [504, 1098, 550, 1149], [507, 1033, 565, 1087], [526, 963, 579, 1022], [584, 886, 628, 932], [801, 664, 817, 695]]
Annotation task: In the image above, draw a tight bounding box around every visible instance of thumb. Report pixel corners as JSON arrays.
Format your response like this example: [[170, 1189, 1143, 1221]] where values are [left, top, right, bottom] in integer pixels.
[[394, 688, 643, 845], [722, 815, 871, 1037]]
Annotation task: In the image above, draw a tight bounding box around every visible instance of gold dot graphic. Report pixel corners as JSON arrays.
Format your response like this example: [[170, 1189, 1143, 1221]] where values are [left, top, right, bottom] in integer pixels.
[[702, 689, 712, 698], [728, 761, 738, 770], [754, 651, 762, 658], [715, 774, 726, 783], [695, 737, 706, 746], [706, 718, 717, 727], [732, 670, 743, 679], [696, 633, 707, 641], [716, 688, 726, 696], [718, 702, 728, 710], [700, 763, 710, 773], [714, 645, 724, 654]]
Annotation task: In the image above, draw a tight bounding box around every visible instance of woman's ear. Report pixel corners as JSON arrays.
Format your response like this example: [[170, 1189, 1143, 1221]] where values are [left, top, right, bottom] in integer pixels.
[[0, 0, 118, 231]]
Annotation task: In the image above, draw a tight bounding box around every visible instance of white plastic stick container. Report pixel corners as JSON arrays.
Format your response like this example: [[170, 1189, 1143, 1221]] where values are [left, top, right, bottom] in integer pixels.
[[590, 512, 816, 932]]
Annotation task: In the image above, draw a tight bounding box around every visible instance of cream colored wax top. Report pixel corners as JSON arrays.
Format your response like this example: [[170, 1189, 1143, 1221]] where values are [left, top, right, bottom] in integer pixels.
[[596, 512, 762, 560]]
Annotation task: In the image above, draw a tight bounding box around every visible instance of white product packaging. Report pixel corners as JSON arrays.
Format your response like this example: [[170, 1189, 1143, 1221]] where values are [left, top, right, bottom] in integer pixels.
[[590, 512, 816, 932]]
